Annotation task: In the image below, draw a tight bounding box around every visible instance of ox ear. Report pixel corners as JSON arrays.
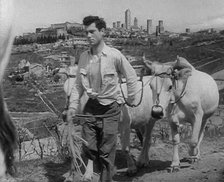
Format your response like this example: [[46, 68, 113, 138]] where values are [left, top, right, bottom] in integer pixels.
[[0, 0, 15, 82], [173, 55, 192, 71], [175, 68, 192, 80]]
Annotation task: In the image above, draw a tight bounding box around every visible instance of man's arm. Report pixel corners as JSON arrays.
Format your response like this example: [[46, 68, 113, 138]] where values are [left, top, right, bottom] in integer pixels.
[[116, 52, 138, 104], [67, 56, 85, 123], [68, 71, 84, 111]]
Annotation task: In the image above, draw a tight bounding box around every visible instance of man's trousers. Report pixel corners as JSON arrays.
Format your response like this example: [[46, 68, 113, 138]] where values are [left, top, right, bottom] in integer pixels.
[[82, 98, 121, 182]]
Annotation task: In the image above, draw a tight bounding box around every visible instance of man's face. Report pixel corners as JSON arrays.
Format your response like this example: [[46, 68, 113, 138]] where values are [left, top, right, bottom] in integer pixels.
[[85, 23, 104, 46]]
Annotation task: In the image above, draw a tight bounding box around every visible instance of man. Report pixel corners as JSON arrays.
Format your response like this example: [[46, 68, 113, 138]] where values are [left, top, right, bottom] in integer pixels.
[[67, 15, 138, 182]]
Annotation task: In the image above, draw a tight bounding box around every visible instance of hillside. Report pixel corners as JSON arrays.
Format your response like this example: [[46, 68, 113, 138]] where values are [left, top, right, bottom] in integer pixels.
[[115, 35, 224, 75], [4, 33, 224, 182], [4, 34, 224, 113]]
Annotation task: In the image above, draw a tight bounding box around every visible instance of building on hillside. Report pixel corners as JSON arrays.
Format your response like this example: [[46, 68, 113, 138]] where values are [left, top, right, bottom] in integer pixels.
[[59, 52, 70, 68], [29, 63, 44, 77], [186, 28, 190, 33], [36, 28, 42, 33], [131, 26, 140, 32], [44, 55, 61, 71], [37, 28, 57, 37], [23, 33, 37, 42], [51, 22, 67, 30], [117, 21, 121, 29], [50, 23, 68, 37], [55, 28, 67, 37], [156, 26, 160, 36], [158, 20, 164, 34], [197, 28, 216, 34], [37, 22, 83, 38], [131, 17, 139, 32], [67, 22, 83, 31], [113, 22, 116, 28], [68, 22, 84, 36], [169, 33, 180, 38], [134, 17, 138, 28], [18, 59, 30, 71], [125, 9, 131, 30], [147, 19, 153, 34]]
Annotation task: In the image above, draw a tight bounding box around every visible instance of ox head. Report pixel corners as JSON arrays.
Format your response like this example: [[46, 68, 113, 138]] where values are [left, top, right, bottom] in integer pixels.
[[143, 54, 192, 119], [0, 0, 17, 177]]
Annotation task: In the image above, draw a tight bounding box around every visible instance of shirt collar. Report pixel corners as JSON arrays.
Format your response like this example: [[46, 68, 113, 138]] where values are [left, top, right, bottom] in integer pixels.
[[101, 44, 110, 56], [88, 43, 110, 56]]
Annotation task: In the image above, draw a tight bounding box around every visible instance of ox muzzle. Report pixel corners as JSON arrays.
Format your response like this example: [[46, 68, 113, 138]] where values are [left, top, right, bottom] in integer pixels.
[[151, 104, 164, 119]]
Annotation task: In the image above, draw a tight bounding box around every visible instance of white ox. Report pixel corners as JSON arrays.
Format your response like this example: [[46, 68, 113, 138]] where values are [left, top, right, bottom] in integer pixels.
[[143, 56, 219, 172], [63, 74, 157, 181]]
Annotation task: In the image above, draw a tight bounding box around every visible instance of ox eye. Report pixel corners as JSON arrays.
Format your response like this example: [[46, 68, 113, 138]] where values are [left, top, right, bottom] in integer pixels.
[[168, 85, 172, 91]]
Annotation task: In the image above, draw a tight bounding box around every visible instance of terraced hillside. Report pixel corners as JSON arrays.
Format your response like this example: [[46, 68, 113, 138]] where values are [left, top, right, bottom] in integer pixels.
[[4, 34, 224, 113]]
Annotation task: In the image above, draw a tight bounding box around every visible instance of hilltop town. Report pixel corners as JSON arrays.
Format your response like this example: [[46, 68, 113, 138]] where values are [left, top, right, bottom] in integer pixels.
[[16, 8, 222, 46]]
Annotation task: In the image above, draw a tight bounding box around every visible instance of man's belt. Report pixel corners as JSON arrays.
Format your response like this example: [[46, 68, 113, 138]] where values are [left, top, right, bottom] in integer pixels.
[[73, 110, 121, 119]]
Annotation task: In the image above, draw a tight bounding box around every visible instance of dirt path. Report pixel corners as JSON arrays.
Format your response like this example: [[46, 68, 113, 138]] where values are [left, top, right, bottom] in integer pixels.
[[15, 137, 224, 182], [113, 137, 224, 182]]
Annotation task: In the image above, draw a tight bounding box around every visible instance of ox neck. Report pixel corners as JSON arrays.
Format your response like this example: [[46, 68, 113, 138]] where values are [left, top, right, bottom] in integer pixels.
[[172, 78, 188, 104]]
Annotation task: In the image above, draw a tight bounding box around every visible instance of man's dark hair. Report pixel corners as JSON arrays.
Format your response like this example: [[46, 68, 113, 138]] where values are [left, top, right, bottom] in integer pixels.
[[83, 16, 106, 31]]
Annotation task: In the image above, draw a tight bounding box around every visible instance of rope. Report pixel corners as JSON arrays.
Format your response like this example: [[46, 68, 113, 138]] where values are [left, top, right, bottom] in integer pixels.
[[152, 71, 189, 105], [171, 78, 188, 104], [29, 81, 61, 116], [37, 92, 55, 113], [120, 79, 144, 107], [74, 109, 121, 119]]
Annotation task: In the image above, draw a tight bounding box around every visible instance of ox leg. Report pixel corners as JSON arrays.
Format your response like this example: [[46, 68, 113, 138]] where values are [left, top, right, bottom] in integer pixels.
[[125, 144, 138, 176], [190, 119, 207, 162], [188, 114, 203, 163], [120, 121, 137, 175], [137, 120, 156, 168], [135, 128, 143, 146], [167, 122, 180, 173]]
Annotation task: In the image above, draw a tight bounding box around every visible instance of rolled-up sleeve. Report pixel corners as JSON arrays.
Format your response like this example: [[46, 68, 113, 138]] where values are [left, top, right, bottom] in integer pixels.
[[69, 55, 85, 111]]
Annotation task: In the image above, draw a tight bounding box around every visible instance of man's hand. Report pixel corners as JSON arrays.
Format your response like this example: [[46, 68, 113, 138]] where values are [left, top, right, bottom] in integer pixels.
[[86, 89, 99, 99], [66, 108, 76, 124]]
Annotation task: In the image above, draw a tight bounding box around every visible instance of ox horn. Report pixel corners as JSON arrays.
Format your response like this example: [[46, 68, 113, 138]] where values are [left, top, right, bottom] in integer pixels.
[[142, 52, 152, 70], [173, 55, 192, 70], [0, 0, 15, 83]]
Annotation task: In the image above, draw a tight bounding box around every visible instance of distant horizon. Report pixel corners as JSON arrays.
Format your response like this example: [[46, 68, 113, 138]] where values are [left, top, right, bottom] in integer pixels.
[[14, 0, 224, 36], [15, 19, 224, 37]]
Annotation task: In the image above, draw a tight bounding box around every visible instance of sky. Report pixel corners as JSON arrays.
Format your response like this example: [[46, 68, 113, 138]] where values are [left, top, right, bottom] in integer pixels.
[[14, 0, 224, 36]]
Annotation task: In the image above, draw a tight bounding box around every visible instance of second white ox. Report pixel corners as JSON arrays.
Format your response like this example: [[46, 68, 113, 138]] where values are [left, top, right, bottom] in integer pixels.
[[143, 56, 219, 172]]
